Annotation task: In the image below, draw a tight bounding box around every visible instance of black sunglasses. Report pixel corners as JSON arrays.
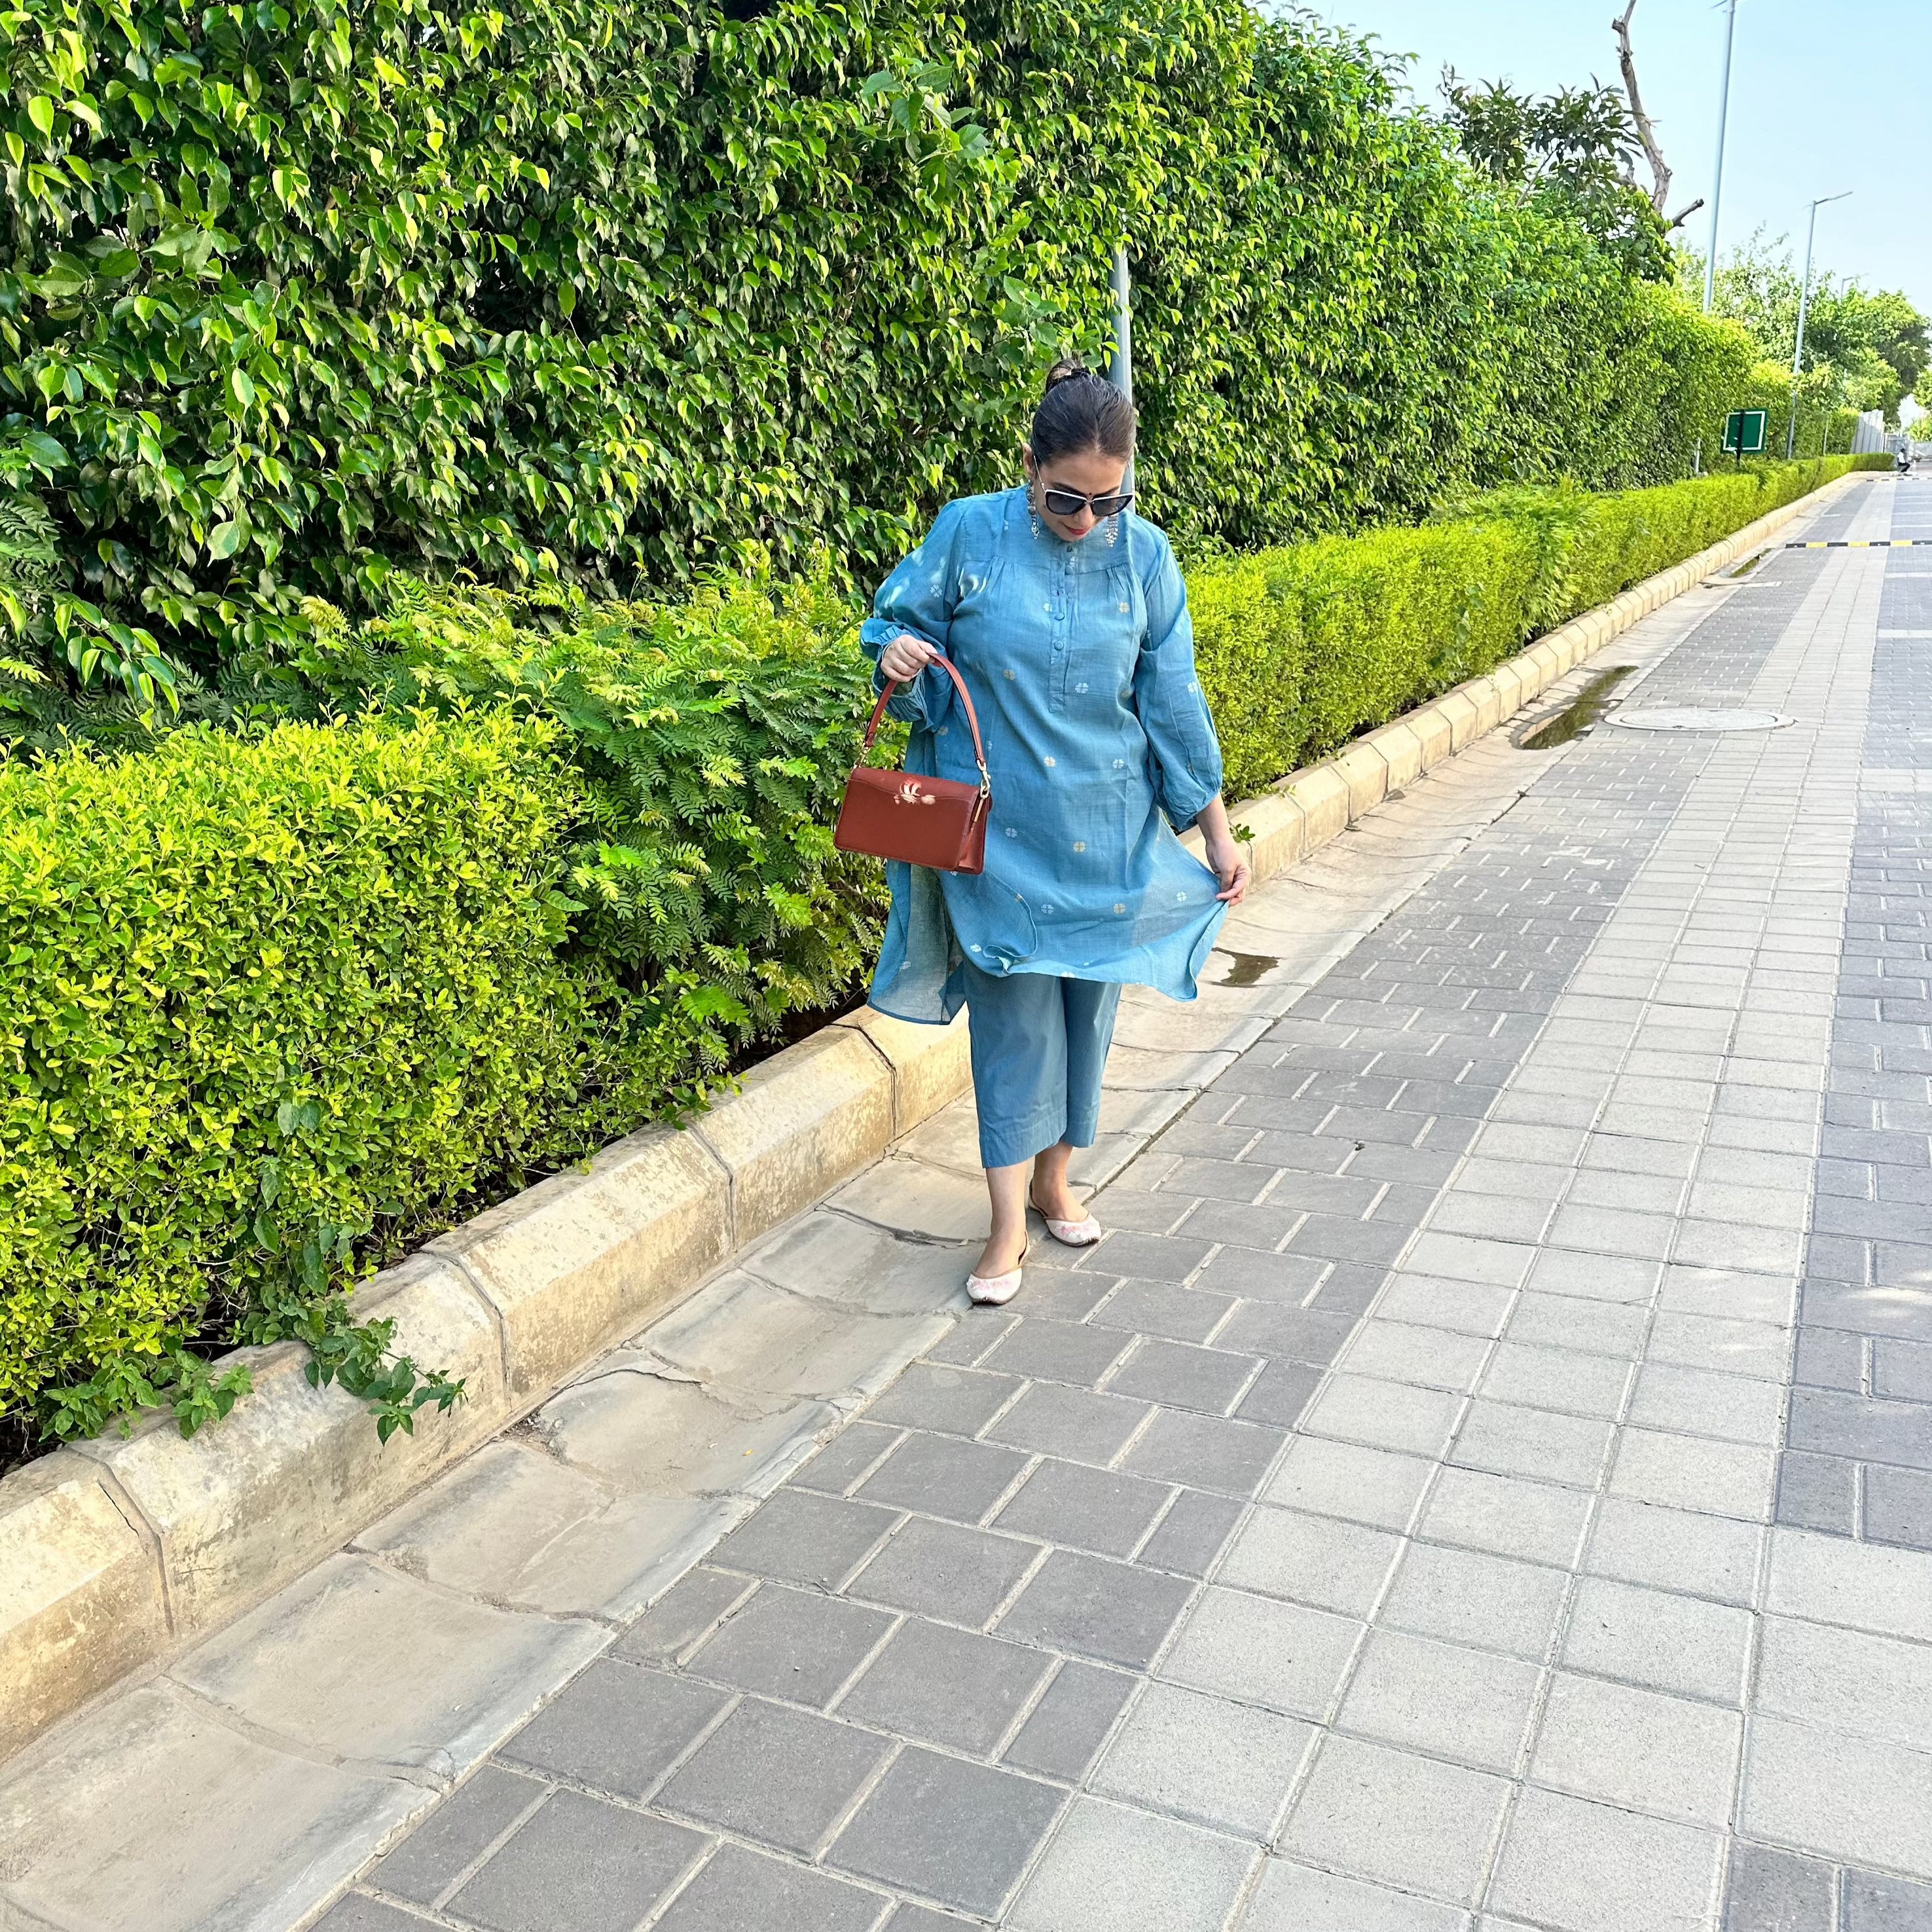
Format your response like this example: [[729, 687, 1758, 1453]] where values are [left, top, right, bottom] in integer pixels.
[[1042, 485, 1135, 519]]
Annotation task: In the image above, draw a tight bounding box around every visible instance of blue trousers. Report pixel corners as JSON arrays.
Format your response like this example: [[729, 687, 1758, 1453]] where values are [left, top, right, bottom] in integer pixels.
[[962, 963, 1123, 1169]]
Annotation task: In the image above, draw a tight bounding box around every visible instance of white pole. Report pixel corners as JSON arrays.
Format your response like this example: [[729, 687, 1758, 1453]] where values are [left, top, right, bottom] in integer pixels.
[[1702, 0, 1738, 313], [1788, 191, 1851, 460], [1108, 243, 1134, 492]]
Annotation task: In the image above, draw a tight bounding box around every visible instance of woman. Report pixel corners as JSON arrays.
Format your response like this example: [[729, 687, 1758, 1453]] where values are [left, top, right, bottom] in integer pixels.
[[862, 361, 1250, 1305]]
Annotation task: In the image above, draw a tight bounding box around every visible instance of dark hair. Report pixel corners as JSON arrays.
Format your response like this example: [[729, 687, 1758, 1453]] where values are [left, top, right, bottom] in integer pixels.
[[1029, 359, 1136, 466]]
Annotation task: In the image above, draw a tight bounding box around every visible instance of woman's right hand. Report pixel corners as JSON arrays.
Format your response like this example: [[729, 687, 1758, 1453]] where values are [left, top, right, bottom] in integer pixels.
[[879, 632, 940, 683]]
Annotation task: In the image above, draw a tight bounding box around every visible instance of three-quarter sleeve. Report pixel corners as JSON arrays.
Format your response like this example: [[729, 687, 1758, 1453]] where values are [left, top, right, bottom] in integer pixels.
[[1133, 531, 1224, 829], [860, 501, 966, 732]]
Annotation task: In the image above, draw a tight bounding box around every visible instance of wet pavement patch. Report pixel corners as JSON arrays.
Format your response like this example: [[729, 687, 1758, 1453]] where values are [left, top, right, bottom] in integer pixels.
[[1515, 665, 1637, 750], [1214, 951, 1281, 987]]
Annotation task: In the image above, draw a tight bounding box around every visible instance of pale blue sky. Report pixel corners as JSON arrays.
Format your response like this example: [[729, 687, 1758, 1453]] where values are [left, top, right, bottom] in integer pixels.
[[1307, 0, 1929, 316]]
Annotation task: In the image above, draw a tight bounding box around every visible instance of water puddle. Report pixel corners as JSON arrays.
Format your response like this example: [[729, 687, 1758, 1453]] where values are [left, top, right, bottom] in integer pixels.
[[1517, 665, 1637, 750], [1216, 951, 1280, 987], [1729, 550, 1770, 577]]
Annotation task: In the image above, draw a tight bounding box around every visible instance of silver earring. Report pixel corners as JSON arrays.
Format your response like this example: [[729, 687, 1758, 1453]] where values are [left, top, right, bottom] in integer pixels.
[[1028, 485, 1042, 541]]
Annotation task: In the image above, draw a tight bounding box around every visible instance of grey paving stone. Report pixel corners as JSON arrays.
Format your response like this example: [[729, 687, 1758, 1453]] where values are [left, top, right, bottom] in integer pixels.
[[1212, 1302, 1358, 1366], [826, 1747, 1065, 1917], [835, 1618, 1051, 1755], [1285, 1212, 1415, 1266], [312, 1899, 439, 1932], [995, 1550, 1193, 1669], [1530, 1672, 1741, 1827], [1157, 1154, 1275, 1202], [864, 1365, 1023, 1437], [1104, 1337, 1259, 1414], [655, 1700, 889, 1855], [981, 1382, 1152, 1464], [1135, 1488, 1244, 1576], [854, 1432, 1031, 1523], [1001, 1660, 1137, 1779], [981, 1317, 1136, 1387], [1179, 1199, 1306, 1252], [844, 1516, 1040, 1626], [616, 1571, 756, 1668], [1010, 1264, 1118, 1322], [651, 1844, 883, 1932], [1561, 1575, 1753, 1704], [1790, 1387, 1932, 1470], [1093, 1679, 1315, 1839], [496, 1662, 728, 1800], [714, 1489, 898, 1590], [1451, 1398, 1615, 1488], [683, 1584, 893, 1707], [1337, 1628, 1540, 1773], [1866, 1464, 1932, 1550], [1267, 1435, 1434, 1531], [1218, 1505, 1402, 1617], [1120, 1408, 1285, 1495], [1380, 1540, 1569, 1662], [1159, 1584, 1360, 1719], [447, 1791, 708, 1932], [1235, 1358, 1326, 1427], [1846, 1867, 1932, 1929], [1241, 1860, 1474, 1931], [790, 1422, 903, 1495], [923, 1313, 1013, 1365], [1282, 1733, 1510, 1906], [1489, 1785, 1724, 1932], [1087, 1277, 1237, 1343], [368, 1763, 543, 1905], [994, 1459, 1173, 1558], [1008, 1795, 1258, 1932], [1192, 1245, 1333, 1303], [1875, 1338, 1932, 1403], [1776, 1449, 1859, 1533], [884, 1908, 978, 1932], [1076, 1230, 1214, 1280], [1585, 1495, 1763, 1606], [1721, 1841, 1834, 1932]]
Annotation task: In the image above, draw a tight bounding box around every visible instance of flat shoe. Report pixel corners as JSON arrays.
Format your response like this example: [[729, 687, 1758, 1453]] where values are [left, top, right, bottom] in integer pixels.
[[967, 1244, 1029, 1306], [1030, 1190, 1102, 1247]]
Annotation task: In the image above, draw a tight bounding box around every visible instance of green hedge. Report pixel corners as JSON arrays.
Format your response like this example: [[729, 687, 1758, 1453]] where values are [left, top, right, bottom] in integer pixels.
[[1192, 457, 1882, 797], [0, 712, 693, 1428], [0, 0, 1755, 721]]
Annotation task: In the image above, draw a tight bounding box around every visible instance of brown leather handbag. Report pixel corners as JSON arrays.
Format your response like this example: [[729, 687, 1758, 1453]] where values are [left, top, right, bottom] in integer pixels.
[[835, 655, 991, 874]]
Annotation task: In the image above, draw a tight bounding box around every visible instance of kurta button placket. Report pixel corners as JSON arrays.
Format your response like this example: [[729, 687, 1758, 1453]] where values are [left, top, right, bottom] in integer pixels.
[[858, 484, 1227, 1025]]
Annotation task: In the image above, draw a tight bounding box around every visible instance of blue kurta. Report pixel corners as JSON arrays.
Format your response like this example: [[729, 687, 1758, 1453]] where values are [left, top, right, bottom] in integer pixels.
[[860, 486, 1228, 1025]]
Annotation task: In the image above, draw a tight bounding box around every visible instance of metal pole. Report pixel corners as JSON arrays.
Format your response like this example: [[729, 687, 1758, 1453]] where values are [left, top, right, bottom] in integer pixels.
[[1787, 191, 1851, 461], [1702, 0, 1738, 312], [1106, 244, 1133, 405], [1106, 242, 1135, 492]]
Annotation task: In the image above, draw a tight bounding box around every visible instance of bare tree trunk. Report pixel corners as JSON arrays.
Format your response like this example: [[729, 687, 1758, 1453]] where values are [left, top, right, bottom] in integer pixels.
[[1612, 2, 1671, 213], [1613, 3, 1706, 230]]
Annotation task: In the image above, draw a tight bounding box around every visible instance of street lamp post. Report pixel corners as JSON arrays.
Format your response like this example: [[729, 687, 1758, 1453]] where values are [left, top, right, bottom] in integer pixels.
[[1787, 191, 1852, 461], [1702, 0, 1738, 313]]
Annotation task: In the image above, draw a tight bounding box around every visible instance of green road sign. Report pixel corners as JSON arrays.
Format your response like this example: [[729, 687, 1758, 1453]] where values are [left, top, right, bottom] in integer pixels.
[[1722, 409, 1768, 454]]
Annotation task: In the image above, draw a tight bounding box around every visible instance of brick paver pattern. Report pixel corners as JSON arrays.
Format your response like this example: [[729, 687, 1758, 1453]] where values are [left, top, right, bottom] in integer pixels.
[[325, 477, 1932, 1932]]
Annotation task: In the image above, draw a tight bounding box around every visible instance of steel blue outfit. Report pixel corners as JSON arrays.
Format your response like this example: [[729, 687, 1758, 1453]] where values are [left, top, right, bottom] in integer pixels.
[[860, 485, 1228, 1167]]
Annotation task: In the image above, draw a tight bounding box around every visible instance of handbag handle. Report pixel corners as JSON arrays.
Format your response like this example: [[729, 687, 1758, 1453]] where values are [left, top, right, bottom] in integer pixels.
[[864, 653, 991, 794]]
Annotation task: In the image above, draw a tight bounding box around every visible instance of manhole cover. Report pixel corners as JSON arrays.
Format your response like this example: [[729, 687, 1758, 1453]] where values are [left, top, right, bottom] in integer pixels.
[[1607, 708, 1796, 733]]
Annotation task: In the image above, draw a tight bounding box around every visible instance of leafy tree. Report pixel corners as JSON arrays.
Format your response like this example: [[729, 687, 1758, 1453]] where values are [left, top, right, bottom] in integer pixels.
[[1438, 69, 1670, 280]]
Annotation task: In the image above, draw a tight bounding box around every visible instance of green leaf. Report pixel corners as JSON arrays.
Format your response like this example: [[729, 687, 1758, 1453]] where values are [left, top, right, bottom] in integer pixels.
[[208, 520, 244, 558]]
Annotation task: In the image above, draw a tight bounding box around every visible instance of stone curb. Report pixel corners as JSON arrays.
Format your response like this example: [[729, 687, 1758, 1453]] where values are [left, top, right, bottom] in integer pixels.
[[0, 469, 1857, 1765]]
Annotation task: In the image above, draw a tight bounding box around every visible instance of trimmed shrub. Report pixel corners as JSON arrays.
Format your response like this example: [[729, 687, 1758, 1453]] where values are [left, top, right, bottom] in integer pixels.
[[0, 712, 696, 1430], [1193, 457, 1879, 797]]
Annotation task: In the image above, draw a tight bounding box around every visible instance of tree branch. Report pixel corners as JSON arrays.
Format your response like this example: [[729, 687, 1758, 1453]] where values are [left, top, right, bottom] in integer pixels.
[[1666, 196, 1705, 232], [1612, 1, 1671, 213]]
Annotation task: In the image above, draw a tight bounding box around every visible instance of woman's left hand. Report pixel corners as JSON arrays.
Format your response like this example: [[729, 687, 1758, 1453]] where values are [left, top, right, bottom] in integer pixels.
[[1204, 831, 1251, 907]]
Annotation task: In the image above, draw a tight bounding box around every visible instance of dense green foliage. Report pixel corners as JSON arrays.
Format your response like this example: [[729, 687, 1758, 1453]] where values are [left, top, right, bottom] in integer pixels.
[[1, 0, 1757, 731], [1192, 457, 1882, 798], [1698, 232, 1931, 428]]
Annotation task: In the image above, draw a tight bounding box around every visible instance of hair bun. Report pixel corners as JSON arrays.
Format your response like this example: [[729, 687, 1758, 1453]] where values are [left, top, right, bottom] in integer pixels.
[[1042, 359, 1091, 397]]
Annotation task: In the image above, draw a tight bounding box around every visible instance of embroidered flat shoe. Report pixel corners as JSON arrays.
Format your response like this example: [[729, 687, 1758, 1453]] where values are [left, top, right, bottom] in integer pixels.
[[967, 1244, 1029, 1306], [1029, 1190, 1102, 1247]]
